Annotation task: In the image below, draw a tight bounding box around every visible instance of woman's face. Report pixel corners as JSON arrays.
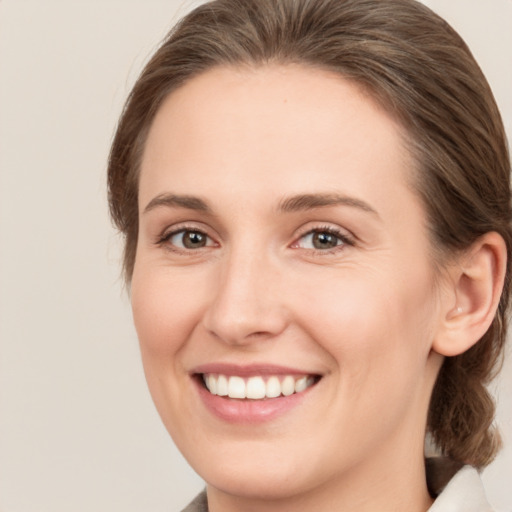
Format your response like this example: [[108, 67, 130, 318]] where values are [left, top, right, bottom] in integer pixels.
[[132, 65, 445, 502]]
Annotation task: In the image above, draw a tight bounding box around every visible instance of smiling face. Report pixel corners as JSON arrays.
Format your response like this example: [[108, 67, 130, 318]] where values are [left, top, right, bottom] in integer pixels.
[[131, 65, 446, 510]]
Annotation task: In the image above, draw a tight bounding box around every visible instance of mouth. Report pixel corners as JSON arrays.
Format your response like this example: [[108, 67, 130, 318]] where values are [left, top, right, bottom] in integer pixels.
[[200, 373, 319, 400], [192, 364, 322, 423]]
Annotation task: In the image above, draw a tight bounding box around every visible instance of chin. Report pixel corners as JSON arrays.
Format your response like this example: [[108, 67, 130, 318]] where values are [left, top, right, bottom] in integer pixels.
[[201, 464, 317, 501], [182, 437, 337, 503]]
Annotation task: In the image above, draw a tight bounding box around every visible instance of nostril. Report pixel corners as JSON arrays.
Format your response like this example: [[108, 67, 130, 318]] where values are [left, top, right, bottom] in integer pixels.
[[248, 331, 274, 338], [203, 315, 288, 346]]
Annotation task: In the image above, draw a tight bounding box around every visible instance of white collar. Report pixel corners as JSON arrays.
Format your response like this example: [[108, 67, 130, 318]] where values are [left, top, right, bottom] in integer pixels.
[[428, 465, 493, 512]]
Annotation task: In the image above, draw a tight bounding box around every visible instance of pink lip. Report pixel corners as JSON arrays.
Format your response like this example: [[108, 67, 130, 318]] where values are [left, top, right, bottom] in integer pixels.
[[192, 362, 314, 377], [191, 363, 320, 424]]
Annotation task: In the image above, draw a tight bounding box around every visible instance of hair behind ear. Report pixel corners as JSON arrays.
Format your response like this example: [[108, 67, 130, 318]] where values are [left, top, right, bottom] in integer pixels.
[[428, 349, 502, 467], [428, 233, 507, 467]]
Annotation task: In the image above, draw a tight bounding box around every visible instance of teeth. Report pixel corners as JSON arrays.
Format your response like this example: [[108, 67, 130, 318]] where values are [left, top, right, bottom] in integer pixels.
[[203, 373, 317, 399], [295, 376, 308, 393], [228, 376, 245, 399], [217, 375, 228, 396], [281, 375, 295, 396], [207, 374, 217, 395], [246, 376, 266, 399], [266, 376, 281, 398]]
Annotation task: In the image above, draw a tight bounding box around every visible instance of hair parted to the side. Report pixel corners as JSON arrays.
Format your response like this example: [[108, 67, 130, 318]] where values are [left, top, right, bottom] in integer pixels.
[[108, 0, 511, 468]]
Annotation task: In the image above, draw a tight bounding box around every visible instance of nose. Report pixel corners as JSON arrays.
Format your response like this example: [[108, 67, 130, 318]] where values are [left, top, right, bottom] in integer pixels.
[[202, 249, 289, 346]]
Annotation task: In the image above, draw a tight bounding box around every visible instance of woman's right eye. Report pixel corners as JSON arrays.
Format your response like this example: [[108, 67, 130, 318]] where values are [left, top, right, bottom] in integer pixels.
[[162, 229, 215, 250]]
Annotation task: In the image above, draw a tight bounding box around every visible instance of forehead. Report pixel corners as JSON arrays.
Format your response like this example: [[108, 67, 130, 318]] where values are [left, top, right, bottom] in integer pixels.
[[139, 64, 417, 218]]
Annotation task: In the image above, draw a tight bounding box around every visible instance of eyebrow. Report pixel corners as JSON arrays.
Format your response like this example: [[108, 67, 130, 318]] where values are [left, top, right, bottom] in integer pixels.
[[278, 193, 379, 217], [143, 193, 211, 214], [143, 191, 379, 218]]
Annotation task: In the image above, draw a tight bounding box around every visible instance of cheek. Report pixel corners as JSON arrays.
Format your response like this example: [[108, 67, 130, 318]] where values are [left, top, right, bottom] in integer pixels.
[[299, 268, 438, 393], [131, 266, 203, 356], [130, 266, 205, 431]]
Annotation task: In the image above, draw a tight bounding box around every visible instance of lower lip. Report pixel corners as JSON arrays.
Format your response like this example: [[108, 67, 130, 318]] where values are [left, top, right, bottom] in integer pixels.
[[194, 377, 315, 424]]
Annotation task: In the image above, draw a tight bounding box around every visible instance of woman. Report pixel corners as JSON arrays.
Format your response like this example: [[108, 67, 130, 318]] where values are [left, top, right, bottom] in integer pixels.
[[108, 0, 511, 510]]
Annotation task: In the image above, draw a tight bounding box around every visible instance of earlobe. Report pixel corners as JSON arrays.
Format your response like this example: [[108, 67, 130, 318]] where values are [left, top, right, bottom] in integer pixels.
[[433, 232, 507, 357]]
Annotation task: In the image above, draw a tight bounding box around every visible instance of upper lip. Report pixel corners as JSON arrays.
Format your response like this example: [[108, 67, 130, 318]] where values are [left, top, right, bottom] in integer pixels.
[[192, 363, 321, 377]]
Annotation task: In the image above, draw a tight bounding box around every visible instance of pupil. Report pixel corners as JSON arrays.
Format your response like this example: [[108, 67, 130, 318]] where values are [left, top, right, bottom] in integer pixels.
[[183, 231, 206, 248], [313, 232, 337, 249]]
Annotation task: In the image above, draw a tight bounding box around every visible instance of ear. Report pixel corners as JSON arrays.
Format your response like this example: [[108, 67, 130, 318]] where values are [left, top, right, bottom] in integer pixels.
[[433, 232, 507, 357]]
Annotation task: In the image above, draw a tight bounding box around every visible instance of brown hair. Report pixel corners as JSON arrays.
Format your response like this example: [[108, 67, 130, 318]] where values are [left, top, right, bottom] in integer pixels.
[[108, 0, 511, 468]]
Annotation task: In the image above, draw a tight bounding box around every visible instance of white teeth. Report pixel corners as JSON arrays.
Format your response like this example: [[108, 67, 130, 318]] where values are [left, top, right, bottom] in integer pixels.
[[217, 374, 228, 396], [265, 376, 281, 398], [281, 375, 295, 396], [294, 376, 308, 393], [228, 376, 246, 398], [207, 374, 217, 395], [246, 376, 266, 399], [203, 373, 317, 399]]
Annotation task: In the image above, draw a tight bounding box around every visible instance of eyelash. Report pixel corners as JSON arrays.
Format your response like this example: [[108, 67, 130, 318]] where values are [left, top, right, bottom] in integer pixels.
[[156, 224, 354, 254], [292, 225, 355, 254], [156, 225, 217, 252]]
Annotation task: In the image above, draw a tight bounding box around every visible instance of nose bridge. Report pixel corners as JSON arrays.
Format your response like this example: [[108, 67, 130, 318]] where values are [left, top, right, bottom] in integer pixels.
[[203, 244, 287, 345]]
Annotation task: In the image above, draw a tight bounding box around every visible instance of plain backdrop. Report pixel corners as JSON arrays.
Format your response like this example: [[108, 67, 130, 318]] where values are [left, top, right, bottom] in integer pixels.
[[0, 1, 511, 511]]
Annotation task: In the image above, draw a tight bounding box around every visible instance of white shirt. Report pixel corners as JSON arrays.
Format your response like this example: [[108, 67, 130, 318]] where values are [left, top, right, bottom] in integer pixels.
[[429, 466, 493, 512]]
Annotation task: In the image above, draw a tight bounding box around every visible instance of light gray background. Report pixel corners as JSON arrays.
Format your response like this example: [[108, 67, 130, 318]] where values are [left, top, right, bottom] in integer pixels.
[[0, 1, 510, 511]]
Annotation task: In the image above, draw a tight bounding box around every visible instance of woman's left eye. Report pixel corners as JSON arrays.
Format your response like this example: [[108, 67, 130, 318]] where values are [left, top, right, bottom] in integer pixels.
[[164, 229, 215, 250], [294, 229, 351, 251]]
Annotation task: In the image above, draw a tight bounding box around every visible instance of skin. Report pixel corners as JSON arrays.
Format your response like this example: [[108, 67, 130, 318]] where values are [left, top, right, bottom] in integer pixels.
[[131, 65, 465, 512]]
